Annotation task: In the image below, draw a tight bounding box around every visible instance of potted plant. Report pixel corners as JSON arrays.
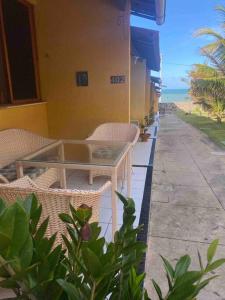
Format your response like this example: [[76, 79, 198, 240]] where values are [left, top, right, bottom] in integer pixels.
[[144, 115, 149, 126], [140, 123, 151, 142], [140, 123, 145, 134], [148, 112, 155, 125]]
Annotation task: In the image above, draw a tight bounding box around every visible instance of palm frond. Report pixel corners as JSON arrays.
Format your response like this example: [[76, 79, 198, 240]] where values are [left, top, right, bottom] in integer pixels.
[[189, 5, 225, 109], [215, 5, 225, 26], [189, 64, 221, 79], [191, 77, 225, 102], [194, 28, 224, 40]]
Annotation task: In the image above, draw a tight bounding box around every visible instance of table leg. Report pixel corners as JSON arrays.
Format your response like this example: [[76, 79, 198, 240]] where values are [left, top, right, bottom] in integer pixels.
[[16, 162, 24, 179], [127, 150, 132, 197], [59, 144, 67, 188], [111, 169, 118, 239]]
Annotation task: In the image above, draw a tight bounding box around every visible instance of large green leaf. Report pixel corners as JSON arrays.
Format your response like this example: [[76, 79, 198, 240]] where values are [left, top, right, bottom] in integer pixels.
[[34, 218, 49, 242], [0, 199, 6, 215], [167, 284, 196, 300], [174, 255, 191, 279], [57, 279, 83, 300], [59, 213, 74, 224], [18, 235, 33, 270], [22, 194, 38, 217], [152, 279, 163, 300], [82, 248, 103, 278], [160, 255, 175, 280], [0, 233, 11, 251], [174, 271, 202, 289], [207, 239, 219, 263], [205, 258, 225, 272], [0, 203, 30, 261]]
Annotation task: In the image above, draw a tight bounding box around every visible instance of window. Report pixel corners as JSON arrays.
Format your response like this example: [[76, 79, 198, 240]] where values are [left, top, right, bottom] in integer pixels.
[[0, 0, 40, 105]]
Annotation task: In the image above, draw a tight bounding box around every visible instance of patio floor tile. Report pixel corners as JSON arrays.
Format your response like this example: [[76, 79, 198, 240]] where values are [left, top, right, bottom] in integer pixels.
[[170, 185, 221, 208], [150, 203, 225, 244]]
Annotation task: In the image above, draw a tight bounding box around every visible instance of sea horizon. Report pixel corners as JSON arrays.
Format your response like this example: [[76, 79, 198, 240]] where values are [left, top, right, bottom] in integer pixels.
[[162, 88, 191, 103]]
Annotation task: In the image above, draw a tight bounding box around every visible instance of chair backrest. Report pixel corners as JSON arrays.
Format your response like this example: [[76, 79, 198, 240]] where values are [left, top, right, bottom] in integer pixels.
[[0, 177, 106, 244], [0, 129, 54, 168], [0, 185, 71, 244], [88, 123, 140, 146]]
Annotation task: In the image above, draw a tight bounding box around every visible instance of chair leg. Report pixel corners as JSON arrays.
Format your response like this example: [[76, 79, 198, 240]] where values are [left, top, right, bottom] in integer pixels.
[[89, 172, 93, 185], [121, 158, 127, 190], [121, 178, 125, 190]]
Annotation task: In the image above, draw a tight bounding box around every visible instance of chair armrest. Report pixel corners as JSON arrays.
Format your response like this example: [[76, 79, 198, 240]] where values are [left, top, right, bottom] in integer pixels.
[[0, 175, 9, 184], [48, 181, 111, 195], [6, 176, 39, 188], [98, 180, 111, 193], [33, 168, 60, 189]]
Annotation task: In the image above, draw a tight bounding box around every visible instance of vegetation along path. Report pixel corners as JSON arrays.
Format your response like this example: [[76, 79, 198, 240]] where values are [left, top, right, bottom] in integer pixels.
[[145, 112, 225, 300]]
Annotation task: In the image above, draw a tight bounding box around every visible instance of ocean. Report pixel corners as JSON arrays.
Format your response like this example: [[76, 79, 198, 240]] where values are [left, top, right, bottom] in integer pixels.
[[161, 89, 191, 103]]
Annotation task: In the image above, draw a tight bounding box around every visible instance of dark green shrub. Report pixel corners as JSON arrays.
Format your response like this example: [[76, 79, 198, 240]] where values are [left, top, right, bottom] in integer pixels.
[[0, 193, 223, 300]]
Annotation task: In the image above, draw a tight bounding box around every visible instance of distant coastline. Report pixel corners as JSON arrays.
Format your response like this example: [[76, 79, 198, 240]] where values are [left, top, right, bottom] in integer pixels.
[[162, 89, 191, 103]]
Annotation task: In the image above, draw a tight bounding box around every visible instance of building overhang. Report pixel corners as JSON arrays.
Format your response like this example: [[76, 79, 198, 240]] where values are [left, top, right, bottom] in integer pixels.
[[131, 26, 160, 72], [150, 76, 162, 84], [131, 0, 166, 25]]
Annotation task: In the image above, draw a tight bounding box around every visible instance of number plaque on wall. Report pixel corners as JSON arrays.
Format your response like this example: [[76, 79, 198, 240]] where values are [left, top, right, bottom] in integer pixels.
[[110, 75, 126, 84]]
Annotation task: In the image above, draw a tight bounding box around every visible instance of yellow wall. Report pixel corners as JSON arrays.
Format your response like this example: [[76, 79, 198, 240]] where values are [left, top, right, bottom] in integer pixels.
[[0, 103, 49, 136], [145, 73, 150, 116], [150, 83, 154, 112], [35, 0, 130, 139], [130, 56, 146, 124], [154, 94, 159, 113], [151, 86, 159, 113]]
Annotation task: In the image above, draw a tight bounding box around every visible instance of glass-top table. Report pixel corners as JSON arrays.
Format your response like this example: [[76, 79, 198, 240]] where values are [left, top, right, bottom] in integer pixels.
[[16, 139, 132, 234]]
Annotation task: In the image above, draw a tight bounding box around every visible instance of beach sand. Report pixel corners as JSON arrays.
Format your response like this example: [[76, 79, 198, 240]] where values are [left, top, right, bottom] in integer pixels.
[[175, 101, 194, 112], [159, 101, 194, 114]]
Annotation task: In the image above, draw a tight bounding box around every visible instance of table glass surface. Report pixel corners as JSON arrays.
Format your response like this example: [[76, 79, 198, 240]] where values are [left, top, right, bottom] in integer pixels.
[[18, 140, 129, 167]]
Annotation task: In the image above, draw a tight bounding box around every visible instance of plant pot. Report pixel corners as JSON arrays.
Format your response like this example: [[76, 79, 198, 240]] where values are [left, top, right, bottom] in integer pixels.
[[140, 133, 150, 142]]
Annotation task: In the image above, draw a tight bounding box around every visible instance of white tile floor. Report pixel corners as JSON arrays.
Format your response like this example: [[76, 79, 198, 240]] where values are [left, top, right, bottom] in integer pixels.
[[66, 123, 157, 242]]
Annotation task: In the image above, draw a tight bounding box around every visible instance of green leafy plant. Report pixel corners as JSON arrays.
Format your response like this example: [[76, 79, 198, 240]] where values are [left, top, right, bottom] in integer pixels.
[[57, 192, 147, 300], [0, 195, 66, 299], [188, 5, 225, 119], [0, 194, 224, 300], [0, 193, 147, 300], [151, 239, 225, 300]]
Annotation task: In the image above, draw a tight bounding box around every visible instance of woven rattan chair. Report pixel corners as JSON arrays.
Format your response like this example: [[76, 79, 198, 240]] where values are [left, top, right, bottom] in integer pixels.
[[87, 123, 140, 184], [0, 176, 111, 244], [0, 128, 56, 185]]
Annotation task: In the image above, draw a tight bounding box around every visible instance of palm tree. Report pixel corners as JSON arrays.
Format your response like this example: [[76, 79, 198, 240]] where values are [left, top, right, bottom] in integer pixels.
[[194, 6, 225, 75], [189, 5, 225, 121]]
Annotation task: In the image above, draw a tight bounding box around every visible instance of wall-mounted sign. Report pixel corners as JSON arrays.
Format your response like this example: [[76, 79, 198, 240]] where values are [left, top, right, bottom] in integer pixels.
[[110, 75, 125, 84], [76, 71, 88, 86]]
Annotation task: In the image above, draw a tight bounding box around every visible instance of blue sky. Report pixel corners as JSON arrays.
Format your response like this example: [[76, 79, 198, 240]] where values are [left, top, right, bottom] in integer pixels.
[[131, 0, 224, 89]]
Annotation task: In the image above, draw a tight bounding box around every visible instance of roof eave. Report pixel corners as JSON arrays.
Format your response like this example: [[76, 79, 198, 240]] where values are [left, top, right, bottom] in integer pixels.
[[131, 0, 166, 25], [155, 0, 166, 25]]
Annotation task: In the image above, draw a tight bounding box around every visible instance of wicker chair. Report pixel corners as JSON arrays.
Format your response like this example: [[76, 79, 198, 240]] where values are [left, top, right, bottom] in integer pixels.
[[87, 123, 140, 184], [0, 176, 111, 244], [0, 128, 57, 185]]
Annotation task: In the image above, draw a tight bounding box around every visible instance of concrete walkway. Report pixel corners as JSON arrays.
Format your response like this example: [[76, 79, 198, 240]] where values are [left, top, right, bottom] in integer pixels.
[[145, 113, 225, 300]]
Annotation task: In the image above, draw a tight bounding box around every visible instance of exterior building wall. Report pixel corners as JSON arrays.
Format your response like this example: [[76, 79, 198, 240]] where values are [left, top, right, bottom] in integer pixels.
[[154, 95, 159, 113], [35, 0, 130, 139], [130, 56, 146, 124], [153, 88, 159, 113], [145, 74, 151, 117], [150, 82, 155, 112], [0, 103, 48, 136]]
